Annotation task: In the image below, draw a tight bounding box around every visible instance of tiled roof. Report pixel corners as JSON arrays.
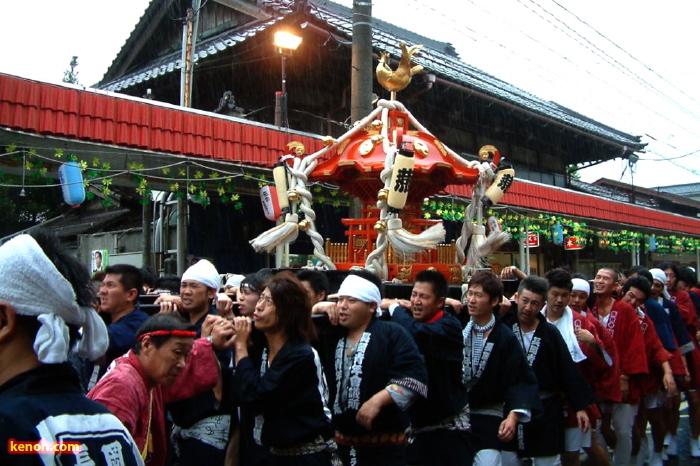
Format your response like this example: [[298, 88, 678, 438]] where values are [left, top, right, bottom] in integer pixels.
[[45, 208, 133, 237], [309, 1, 642, 149], [594, 178, 700, 210], [447, 179, 700, 236], [96, 0, 643, 151], [654, 182, 700, 197], [98, 16, 282, 93], [570, 179, 657, 208]]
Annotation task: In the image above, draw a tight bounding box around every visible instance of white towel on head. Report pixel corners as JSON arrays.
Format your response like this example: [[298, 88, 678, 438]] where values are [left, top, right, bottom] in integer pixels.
[[0, 234, 108, 363], [649, 268, 671, 300], [542, 304, 587, 363], [182, 259, 220, 290], [649, 268, 667, 286], [337, 274, 382, 310]]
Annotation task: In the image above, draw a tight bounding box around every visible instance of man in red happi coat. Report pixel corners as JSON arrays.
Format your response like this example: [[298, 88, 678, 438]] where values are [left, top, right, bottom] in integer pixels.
[[588, 268, 648, 466], [89, 312, 226, 466]]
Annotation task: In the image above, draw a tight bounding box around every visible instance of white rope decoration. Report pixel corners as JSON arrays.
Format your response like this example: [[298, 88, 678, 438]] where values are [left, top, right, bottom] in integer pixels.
[[249, 107, 386, 268], [364, 109, 395, 279]]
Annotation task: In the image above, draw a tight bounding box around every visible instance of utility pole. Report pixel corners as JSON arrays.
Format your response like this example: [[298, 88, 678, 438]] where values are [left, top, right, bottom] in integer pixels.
[[350, 0, 373, 123], [177, 0, 201, 274], [350, 0, 373, 218], [180, 0, 201, 107]]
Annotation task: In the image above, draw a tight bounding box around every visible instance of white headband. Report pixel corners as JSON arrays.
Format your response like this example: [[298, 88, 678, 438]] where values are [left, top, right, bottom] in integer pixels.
[[225, 274, 245, 288], [0, 235, 108, 364], [182, 259, 220, 290], [571, 278, 590, 295], [337, 274, 382, 309]]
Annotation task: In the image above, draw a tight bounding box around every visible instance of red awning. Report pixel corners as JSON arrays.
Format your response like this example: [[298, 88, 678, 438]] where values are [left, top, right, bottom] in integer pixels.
[[1, 72, 698, 237], [447, 180, 700, 236], [0, 73, 324, 166]]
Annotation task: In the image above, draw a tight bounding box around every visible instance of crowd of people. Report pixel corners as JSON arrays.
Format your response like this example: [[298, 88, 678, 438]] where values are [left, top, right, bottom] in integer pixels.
[[2, 229, 700, 466]]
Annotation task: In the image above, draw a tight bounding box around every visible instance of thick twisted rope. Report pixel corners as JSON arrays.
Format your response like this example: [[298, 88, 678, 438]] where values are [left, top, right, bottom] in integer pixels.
[[250, 107, 386, 266], [364, 107, 395, 279]]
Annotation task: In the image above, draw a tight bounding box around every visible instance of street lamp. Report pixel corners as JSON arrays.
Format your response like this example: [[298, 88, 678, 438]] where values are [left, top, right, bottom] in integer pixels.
[[273, 30, 302, 128]]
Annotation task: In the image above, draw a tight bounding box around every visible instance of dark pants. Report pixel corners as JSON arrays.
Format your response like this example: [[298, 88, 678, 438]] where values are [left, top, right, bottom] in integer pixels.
[[336, 443, 406, 466], [409, 430, 474, 466], [271, 451, 340, 466], [175, 438, 225, 465], [469, 413, 507, 453]]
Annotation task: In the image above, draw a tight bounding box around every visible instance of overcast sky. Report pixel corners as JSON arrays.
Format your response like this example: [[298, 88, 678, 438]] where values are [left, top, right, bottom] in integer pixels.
[[2, 0, 698, 189]]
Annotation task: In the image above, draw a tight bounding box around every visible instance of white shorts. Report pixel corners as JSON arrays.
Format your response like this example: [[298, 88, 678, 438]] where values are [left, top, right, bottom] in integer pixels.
[[644, 391, 666, 409], [474, 449, 502, 466], [565, 427, 592, 451]]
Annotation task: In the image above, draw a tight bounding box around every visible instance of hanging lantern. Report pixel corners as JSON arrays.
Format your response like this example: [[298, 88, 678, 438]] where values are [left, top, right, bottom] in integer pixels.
[[386, 147, 415, 213], [260, 185, 281, 221], [57, 161, 85, 206], [552, 224, 564, 245], [487, 216, 501, 234], [648, 235, 657, 252], [482, 166, 515, 208], [272, 161, 290, 214]]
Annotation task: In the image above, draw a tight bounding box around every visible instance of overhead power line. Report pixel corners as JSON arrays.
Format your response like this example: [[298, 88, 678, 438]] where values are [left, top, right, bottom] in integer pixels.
[[402, 0, 700, 152], [548, 0, 700, 110]]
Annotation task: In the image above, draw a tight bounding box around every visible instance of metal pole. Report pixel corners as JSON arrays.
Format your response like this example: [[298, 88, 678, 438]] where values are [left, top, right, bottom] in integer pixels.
[[274, 91, 283, 127], [281, 53, 288, 128], [275, 218, 283, 269], [350, 0, 373, 218], [519, 236, 525, 272], [177, 198, 187, 276], [178, 0, 200, 270], [142, 199, 153, 270], [525, 221, 531, 275]]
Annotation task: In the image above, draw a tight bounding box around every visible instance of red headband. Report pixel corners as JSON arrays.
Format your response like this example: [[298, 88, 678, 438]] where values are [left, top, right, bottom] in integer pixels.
[[137, 330, 197, 342]]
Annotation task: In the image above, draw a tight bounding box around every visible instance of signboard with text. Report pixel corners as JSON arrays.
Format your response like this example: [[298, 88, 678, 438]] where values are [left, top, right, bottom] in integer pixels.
[[564, 236, 584, 250], [522, 233, 539, 248]]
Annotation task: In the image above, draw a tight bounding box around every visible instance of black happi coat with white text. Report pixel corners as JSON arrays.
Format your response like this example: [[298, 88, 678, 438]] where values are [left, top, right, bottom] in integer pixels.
[[391, 307, 468, 427], [463, 320, 540, 415], [512, 315, 595, 413], [332, 318, 428, 436], [0, 363, 142, 465], [234, 335, 335, 449]]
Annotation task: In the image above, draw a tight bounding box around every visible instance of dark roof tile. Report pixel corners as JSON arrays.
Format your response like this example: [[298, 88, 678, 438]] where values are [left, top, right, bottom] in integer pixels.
[[96, 1, 643, 149]]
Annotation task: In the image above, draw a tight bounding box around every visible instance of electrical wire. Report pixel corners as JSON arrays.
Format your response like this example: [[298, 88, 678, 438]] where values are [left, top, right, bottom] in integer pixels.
[[524, 0, 700, 125], [548, 0, 700, 110], [401, 0, 700, 179], [403, 0, 700, 137], [400, 0, 667, 132], [642, 148, 700, 162]]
